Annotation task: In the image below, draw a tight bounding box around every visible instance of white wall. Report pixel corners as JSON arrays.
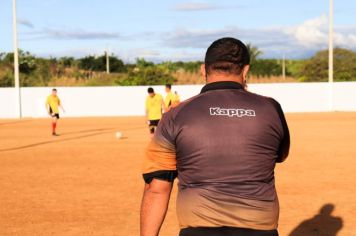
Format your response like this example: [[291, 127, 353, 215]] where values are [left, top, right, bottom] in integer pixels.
[[0, 82, 355, 118], [0, 89, 18, 118]]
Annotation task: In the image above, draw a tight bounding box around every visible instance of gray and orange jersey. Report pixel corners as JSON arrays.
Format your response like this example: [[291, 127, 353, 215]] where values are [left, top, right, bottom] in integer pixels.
[[143, 81, 290, 231]]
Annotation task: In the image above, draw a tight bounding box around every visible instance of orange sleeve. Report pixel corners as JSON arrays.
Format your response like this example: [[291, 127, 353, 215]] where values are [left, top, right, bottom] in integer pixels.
[[142, 111, 177, 183], [143, 138, 176, 174]]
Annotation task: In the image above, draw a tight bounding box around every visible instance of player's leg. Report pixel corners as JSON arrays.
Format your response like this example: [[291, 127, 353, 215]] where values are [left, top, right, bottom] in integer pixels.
[[52, 115, 60, 136], [148, 120, 155, 138], [48, 106, 56, 135], [52, 116, 57, 135], [148, 120, 160, 138]]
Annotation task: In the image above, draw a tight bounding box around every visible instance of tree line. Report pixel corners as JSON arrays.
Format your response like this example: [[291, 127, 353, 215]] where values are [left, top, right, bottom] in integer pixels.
[[0, 47, 355, 87]]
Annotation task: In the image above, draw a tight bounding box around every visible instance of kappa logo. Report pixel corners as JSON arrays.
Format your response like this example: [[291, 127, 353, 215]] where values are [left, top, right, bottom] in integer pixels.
[[210, 107, 256, 117]]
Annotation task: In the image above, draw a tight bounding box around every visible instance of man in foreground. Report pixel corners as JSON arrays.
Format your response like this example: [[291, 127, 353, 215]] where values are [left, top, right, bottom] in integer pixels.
[[46, 88, 65, 136], [145, 87, 164, 137], [140, 37, 290, 236]]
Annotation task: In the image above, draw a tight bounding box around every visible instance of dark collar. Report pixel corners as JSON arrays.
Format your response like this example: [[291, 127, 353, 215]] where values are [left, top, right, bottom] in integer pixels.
[[200, 81, 244, 94]]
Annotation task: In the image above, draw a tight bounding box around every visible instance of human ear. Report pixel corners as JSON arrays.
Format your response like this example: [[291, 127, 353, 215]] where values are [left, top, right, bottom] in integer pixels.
[[200, 64, 206, 78], [242, 65, 250, 80]]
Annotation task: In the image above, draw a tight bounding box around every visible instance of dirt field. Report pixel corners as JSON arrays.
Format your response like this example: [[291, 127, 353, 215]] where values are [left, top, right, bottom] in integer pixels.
[[0, 113, 355, 236]]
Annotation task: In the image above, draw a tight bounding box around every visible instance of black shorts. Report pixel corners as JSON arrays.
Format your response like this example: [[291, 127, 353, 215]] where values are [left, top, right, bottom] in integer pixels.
[[148, 120, 160, 134], [179, 227, 279, 236], [49, 107, 60, 119]]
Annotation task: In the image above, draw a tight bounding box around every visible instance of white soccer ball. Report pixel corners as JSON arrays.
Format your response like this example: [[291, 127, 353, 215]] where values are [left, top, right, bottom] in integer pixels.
[[115, 132, 122, 139]]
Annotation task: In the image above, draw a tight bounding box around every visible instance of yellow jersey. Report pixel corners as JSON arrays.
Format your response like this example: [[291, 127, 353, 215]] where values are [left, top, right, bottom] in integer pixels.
[[46, 95, 61, 113], [146, 93, 163, 120], [165, 92, 180, 109], [174, 93, 180, 104]]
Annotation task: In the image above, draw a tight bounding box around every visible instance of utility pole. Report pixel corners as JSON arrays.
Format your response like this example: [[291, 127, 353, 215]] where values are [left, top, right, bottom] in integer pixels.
[[282, 53, 286, 80], [329, 0, 334, 84], [106, 50, 110, 74], [328, 0, 334, 111], [12, 0, 21, 118]]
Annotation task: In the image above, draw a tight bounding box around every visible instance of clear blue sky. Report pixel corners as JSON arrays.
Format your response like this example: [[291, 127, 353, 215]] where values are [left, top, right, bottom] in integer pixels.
[[1, 0, 355, 61]]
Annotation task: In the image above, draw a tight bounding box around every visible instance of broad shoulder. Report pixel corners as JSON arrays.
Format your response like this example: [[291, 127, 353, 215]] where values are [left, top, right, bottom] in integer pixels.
[[245, 91, 282, 108], [162, 93, 205, 119]]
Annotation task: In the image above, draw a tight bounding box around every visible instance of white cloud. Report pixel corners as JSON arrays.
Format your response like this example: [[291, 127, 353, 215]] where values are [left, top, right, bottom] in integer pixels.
[[286, 15, 328, 48], [286, 15, 356, 51], [162, 15, 356, 59], [163, 27, 292, 48], [334, 31, 356, 48], [24, 28, 121, 40], [44, 29, 120, 40], [34, 47, 105, 59], [23, 15, 356, 61], [161, 27, 300, 58], [18, 19, 35, 29]]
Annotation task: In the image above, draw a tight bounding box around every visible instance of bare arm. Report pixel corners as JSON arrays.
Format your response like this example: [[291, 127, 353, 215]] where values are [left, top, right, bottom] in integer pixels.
[[145, 109, 149, 123], [140, 179, 173, 236], [145, 98, 150, 123], [45, 103, 50, 115], [58, 99, 65, 113], [162, 99, 168, 112]]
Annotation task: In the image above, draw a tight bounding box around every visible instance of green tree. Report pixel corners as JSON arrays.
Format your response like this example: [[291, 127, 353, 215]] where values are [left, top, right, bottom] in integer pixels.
[[107, 55, 126, 73], [136, 58, 154, 68], [2, 50, 36, 74], [300, 48, 356, 82], [246, 43, 262, 63], [250, 59, 282, 77], [78, 54, 126, 73], [59, 57, 75, 67], [116, 59, 175, 86], [78, 56, 97, 71], [0, 68, 14, 87]]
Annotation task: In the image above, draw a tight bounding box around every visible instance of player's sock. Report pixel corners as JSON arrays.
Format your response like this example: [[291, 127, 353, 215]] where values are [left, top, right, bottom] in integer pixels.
[[52, 122, 57, 134]]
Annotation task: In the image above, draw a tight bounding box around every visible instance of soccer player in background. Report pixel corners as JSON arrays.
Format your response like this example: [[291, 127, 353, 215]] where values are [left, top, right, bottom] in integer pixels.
[[164, 84, 180, 112], [46, 88, 65, 136], [145, 87, 164, 137]]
